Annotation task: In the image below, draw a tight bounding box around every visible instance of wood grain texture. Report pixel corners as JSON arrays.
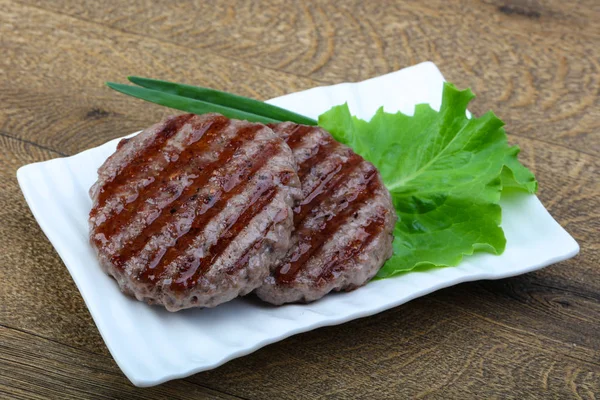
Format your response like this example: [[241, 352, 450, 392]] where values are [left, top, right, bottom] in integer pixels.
[[187, 297, 600, 399], [0, 327, 241, 399], [0, 0, 319, 155], [1, 0, 599, 398], [16, 0, 600, 156]]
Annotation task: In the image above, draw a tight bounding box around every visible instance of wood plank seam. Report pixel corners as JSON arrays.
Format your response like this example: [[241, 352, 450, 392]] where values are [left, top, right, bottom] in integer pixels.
[[0, 131, 68, 157], [507, 132, 597, 159], [0, 323, 107, 360], [530, 281, 600, 303], [430, 298, 600, 368], [0, 324, 248, 398]]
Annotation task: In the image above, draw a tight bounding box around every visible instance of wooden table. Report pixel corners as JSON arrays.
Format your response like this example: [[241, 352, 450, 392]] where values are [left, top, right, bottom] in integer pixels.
[[1, 0, 598, 398]]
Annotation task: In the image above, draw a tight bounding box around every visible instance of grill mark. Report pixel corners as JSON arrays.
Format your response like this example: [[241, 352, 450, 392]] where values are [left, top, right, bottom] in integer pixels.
[[294, 153, 365, 226], [275, 168, 378, 285], [285, 124, 316, 150], [272, 123, 390, 290], [225, 235, 268, 276], [136, 139, 282, 284], [148, 142, 281, 282], [91, 114, 194, 217], [93, 117, 228, 246], [110, 124, 266, 271], [298, 163, 341, 209], [224, 203, 290, 276], [273, 123, 345, 189], [316, 214, 387, 283], [296, 138, 339, 180], [169, 187, 278, 291]]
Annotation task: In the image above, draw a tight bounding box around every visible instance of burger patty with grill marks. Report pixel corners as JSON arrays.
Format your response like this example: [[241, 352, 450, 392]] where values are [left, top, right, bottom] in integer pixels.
[[255, 123, 397, 305], [89, 113, 302, 311]]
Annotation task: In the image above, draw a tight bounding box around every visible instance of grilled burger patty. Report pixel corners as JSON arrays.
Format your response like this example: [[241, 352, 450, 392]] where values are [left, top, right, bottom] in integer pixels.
[[255, 123, 397, 305], [89, 113, 302, 311]]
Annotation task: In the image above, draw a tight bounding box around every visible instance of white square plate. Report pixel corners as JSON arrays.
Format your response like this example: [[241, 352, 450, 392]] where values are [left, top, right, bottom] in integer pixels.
[[17, 62, 579, 387]]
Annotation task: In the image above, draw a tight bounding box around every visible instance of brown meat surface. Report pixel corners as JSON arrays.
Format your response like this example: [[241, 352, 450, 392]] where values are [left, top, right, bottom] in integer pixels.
[[255, 123, 397, 305], [89, 114, 301, 311]]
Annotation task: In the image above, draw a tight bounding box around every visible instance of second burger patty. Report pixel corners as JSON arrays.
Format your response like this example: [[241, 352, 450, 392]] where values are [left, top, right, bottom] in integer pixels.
[[255, 123, 397, 305]]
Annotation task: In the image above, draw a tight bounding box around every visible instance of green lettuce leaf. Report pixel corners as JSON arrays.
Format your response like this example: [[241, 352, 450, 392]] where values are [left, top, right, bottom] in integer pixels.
[[318, 82, 537, 278]]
